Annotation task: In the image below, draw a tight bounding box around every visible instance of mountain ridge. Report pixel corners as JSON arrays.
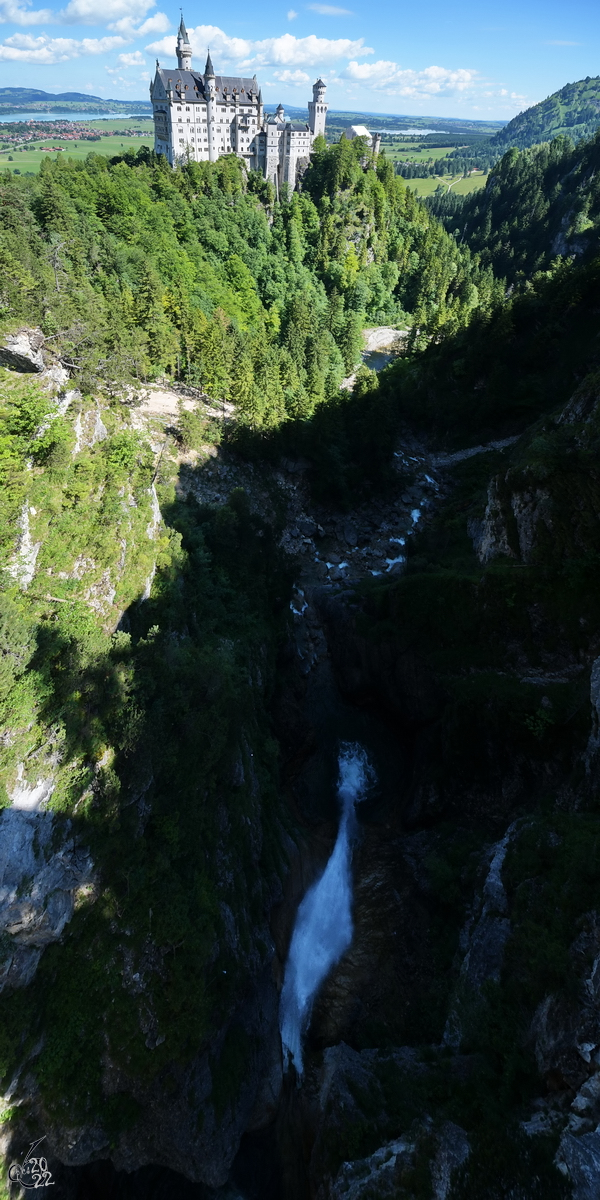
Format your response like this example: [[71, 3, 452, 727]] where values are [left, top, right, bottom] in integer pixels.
[[491, 74, 600, 149]]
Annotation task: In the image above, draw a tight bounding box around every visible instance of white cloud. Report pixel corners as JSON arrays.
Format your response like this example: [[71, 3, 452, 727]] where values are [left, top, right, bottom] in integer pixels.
[[104, 69, 145, 87], [274, 68, 310, 84], [308, 4, 353, 14], [0, 0, 53, 25], [59, 0, 154, 25], [111, 11, 169, 36], [146, 24, 372, 69], [343, 59, 479, 97], [287, 8, 298, 18], [117, 49, 144, 65], [0, 30, 125, 60]]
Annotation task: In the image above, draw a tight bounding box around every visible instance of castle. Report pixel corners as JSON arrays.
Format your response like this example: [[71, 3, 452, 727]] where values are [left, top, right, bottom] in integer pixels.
[[150, 17, 328, 191]]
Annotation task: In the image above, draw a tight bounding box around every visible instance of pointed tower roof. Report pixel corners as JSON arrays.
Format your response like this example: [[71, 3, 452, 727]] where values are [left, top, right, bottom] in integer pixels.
[[178, 15, 189, 42], [204, 48, 215, 77]]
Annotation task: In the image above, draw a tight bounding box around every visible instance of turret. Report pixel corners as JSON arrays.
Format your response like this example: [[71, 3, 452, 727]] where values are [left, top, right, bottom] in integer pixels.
[[176, 15, 192, 71], [308, 77, 328, 139], [204, 48, 217, 163]]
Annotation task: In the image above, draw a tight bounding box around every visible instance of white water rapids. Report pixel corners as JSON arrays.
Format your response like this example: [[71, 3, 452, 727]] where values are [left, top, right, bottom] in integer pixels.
[[279, 743, 374, 1074]]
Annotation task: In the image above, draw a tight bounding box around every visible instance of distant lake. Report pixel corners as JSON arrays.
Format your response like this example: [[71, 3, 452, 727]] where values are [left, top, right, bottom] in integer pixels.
[[374, 127, 451, 135], [0, 111, 151, 124]]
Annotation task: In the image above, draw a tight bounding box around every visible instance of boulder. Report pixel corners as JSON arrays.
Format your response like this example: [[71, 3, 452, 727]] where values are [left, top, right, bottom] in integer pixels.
[[556, 1129, 600, 1200], [327, 1136, 415, 1200], [0, 327, 46, 373]]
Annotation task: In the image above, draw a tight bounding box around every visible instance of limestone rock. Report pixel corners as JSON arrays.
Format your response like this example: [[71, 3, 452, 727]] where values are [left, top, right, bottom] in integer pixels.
[[469, 477, 514, 564], [431, 1121, 470, 1200], [321, 1113, 469, 1200], [585, 656, 600, 770], [328, 1136, 415, 1199], [469, 474, 553, 566], [0, 809, 94, 993], [530, 913, 600, 1091], [444, 826, 515, 1047], [0, 327, 46, 373], [511, 487, 553, 563], [556, 1128, 600, 1200]]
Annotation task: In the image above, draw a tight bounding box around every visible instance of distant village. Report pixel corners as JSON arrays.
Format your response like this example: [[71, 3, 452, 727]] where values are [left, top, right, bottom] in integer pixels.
[[0, 119, 148, 150]]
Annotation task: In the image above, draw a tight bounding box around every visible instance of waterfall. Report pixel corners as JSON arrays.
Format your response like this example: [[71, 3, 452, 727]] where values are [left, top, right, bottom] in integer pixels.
[[279, 743, 374, 1074]]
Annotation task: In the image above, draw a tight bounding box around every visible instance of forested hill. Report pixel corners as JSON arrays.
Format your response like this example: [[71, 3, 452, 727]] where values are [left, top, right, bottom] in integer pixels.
[[0, 140, 501, 434], [426, 130, 600, 285], [0, 88, 106, 103], [490, 75, 600, 150]]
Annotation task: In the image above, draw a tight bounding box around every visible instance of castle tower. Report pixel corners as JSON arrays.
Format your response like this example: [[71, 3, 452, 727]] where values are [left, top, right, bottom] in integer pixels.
[[308, 78, 327, 138], [204, 49, 217, 163], [176, 15, 192, 71]]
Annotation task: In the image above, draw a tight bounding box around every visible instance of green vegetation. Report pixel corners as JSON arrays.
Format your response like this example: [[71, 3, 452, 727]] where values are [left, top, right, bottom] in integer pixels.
[[406, 172, 487, 198], [426, 131, 600, 284], [0, 140, 501, 431], [490, 74, 600, 150], [0, 422, 292, 1125]]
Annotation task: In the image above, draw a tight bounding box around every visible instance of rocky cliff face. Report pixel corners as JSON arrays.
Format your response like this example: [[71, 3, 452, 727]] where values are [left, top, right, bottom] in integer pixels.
[[0, 810, 93, 994]]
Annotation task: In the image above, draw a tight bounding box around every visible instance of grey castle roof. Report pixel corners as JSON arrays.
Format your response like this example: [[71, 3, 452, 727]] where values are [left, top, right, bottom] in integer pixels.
[[178, 16, 190, 42], [156, 67, 260, 104], [204, 49, 214, 76], [265, 114, 310, 132]]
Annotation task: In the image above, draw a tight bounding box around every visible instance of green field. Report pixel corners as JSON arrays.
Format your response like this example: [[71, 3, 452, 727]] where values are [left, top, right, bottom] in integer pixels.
[[382, 139, 460, 160], [405, 171, 488, 197], [0, 116, 153, 173]]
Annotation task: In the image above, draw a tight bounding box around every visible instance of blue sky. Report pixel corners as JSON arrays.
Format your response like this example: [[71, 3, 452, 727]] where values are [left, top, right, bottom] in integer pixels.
[[0, 0, 597, 119]]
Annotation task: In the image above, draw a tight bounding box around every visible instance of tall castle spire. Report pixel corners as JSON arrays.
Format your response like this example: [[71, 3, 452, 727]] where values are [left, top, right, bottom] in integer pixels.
[[204, 47, 215, 77], [176, 14, 192, 71]]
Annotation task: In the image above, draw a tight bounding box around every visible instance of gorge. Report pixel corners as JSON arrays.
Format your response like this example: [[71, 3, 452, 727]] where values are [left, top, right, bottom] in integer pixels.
[[1, 119, 600, 1200]]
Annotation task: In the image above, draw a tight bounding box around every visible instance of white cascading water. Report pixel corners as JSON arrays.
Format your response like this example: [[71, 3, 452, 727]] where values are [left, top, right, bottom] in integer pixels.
[[279, 743, 374, 1074]]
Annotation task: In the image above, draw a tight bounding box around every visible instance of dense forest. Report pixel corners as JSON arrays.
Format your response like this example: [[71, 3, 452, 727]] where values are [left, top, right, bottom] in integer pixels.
[[2, 112, 600, 1199], [426, 129, 600, 285], [0, 137, 499, 441]]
